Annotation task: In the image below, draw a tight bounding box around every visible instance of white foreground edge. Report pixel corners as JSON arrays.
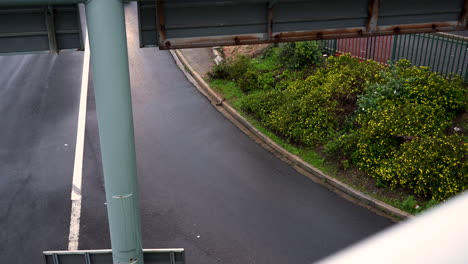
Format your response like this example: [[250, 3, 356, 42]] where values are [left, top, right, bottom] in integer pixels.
[[317, 192, 468, 264]]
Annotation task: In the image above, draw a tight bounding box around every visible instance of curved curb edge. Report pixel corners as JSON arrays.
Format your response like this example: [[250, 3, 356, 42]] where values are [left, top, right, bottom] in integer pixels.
[[170, 49, 412, 222]]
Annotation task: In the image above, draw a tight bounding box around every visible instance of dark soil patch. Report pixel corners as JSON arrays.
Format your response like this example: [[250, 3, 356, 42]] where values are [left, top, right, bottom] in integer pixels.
[[447, 111, 468, 139]]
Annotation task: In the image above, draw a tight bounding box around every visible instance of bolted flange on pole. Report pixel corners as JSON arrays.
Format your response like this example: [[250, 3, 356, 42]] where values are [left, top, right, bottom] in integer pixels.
[[85, 0, 143, 263]]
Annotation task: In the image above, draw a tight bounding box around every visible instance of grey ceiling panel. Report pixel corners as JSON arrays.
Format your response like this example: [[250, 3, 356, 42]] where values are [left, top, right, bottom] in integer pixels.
[[0, 4, 83, 55], [138, 1, 158, 48], [379, 0, 464, 25], [138, 0, 468, 49], [0, 35, 49, 53]]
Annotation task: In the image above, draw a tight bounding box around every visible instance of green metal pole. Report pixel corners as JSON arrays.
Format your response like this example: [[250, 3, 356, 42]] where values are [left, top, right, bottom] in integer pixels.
[[85, 0, 143, 263], [426, 34, 436, 67], [436, 35, 445, 73], [448, 35, 459, 75], [453, 36, 465, 75], [391, 35, 398, 62], [432, 34, 443, 72]]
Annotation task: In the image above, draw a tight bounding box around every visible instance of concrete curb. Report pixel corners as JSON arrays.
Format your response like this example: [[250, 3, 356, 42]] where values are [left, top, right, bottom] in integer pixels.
[[212, 47, 223, 65], [170, 49, 412, 221]]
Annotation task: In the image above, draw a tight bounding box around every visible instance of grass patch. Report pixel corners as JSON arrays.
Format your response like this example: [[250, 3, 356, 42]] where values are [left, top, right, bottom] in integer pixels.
[[251, 57, 279, 71], [379, 195, 439, 215], [209, 79, 244, 101], [251, 47, 281, 71]]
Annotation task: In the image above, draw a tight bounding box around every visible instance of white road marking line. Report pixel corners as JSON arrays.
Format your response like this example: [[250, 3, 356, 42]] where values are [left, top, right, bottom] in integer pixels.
[[68, 25, 90, 251]]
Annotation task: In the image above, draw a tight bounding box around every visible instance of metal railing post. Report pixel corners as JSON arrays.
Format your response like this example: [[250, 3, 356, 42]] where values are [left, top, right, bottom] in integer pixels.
[[85, 0, 143, 263], [391, 35, 398, 62]]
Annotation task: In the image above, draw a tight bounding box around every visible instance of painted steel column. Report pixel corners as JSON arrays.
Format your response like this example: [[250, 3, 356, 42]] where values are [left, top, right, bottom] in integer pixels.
[[85, 0, 143, 263]]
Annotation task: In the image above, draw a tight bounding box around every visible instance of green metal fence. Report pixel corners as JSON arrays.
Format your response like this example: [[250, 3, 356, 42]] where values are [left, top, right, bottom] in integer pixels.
[[392, 33, 468, 80], [318, 32, 468, 81], [319, 39, 337, 55]]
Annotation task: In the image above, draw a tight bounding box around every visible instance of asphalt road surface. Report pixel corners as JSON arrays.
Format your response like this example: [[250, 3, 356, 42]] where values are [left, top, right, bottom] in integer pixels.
[[0, 53, 83, 261], [1, 2, 392, 263]]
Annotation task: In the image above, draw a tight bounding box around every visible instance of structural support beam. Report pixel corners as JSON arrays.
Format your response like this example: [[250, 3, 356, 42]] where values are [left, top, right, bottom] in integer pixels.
[[85, 0, 144, 263], [45, 5, 58, 53], [366, 0, 379, 33], [267, 1, 276, 41], [155, 0, 167, 47], [459, 0, 468, 26]]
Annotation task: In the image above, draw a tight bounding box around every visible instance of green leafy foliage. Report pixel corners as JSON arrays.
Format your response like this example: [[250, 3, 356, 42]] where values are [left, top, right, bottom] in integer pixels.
[[207, 60, 230, 80], [398, 196, 439, 214], [374, 135, 468, 201], [209, 80, 244, 101], [208, 55, 252, 82], [209, 54, 282, 92], [278, 41, 325, 69], [358, 60, 466, 116], [237, 69, 259, 92], [330, 60, 468, 201], [252, 47, 282, 71], [240, 54, 383, 145]]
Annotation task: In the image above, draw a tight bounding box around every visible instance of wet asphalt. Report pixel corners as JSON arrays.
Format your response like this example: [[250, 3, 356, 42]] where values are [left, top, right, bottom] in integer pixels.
[[1, 3, 392, 263], [0, 52, 83, 262]]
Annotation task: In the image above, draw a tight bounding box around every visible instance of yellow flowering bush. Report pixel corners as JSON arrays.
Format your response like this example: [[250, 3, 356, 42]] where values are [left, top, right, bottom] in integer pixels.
[[358, 60, 466, 116], [374, 135, 467, 201], [240, 54, 383, 145], [343, 61, 468, 200]]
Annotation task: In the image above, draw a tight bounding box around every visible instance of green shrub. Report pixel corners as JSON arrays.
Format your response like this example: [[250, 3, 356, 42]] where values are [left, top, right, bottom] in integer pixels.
[[358, 60, 466, 115], [239, 89, 284, 120], [240, 54, 383, 145], [346, 60, 468, 200], [358, 103, 451, 138], [253, 46, 282, 71], [237, 68, 259, 92], [208, 60, 231, 80], [208, 55, 254, 82], [325, 132, 360, 160], [350, 102, 453, 180], [228, 55, 252, 81], [278, 41, 324, 69], [259, 45, 280, 60], [265, 88, 337, 144], [257, 71, 277, 90], [374, 135, 468, 201]]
